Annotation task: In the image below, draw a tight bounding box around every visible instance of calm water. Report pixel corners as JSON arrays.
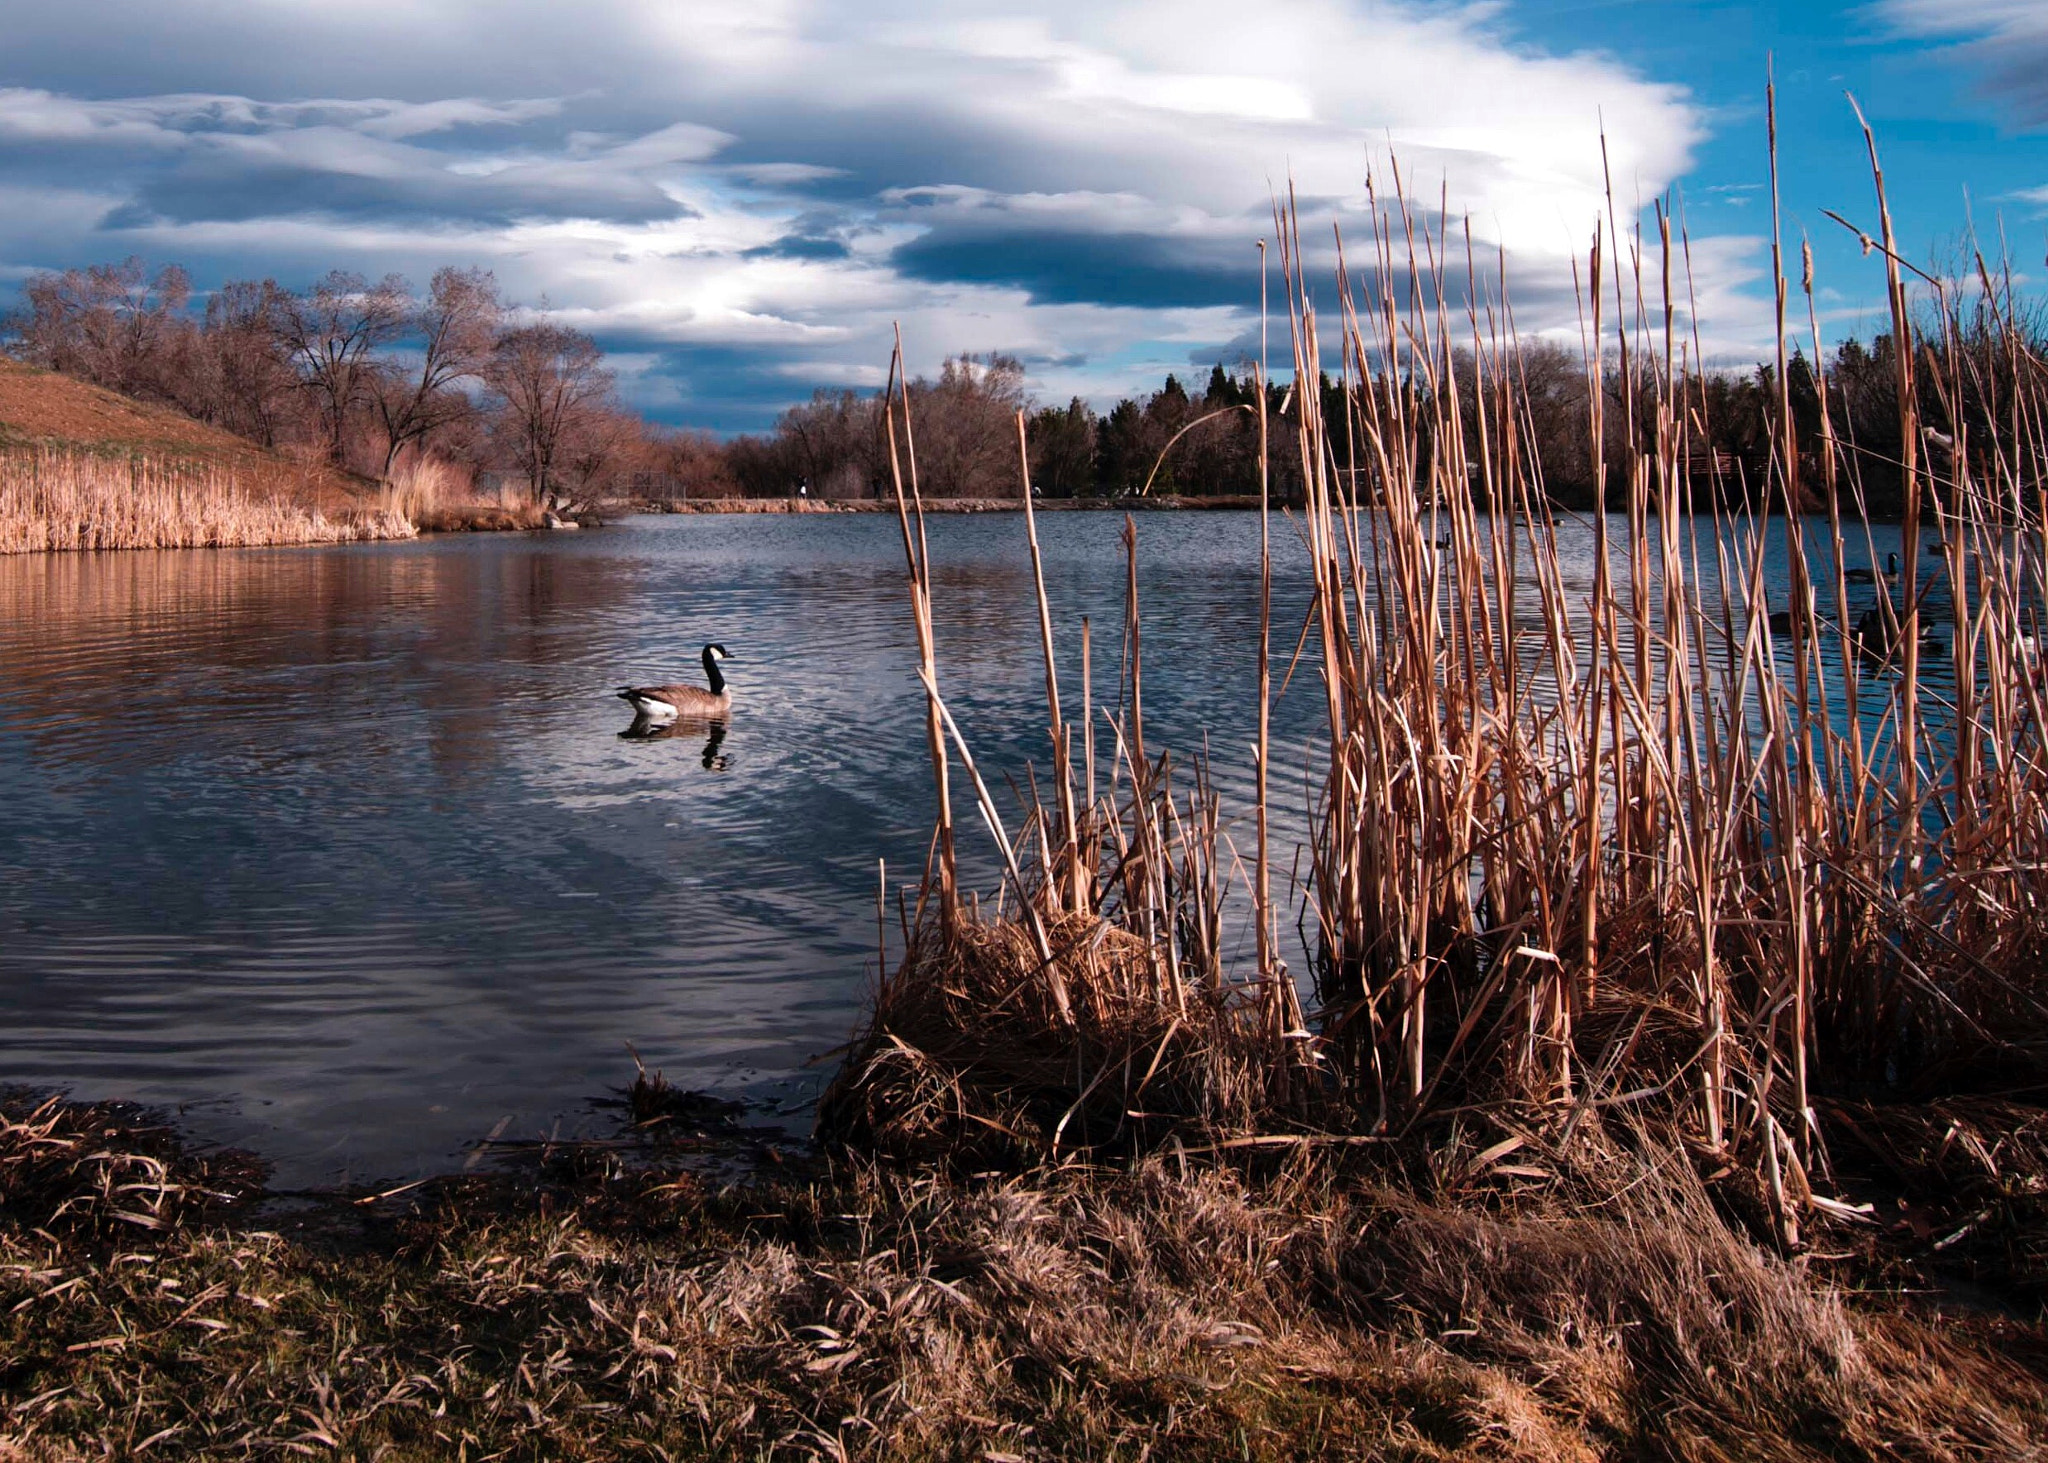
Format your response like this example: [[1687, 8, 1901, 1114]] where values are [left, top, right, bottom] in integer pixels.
[[0, 511, 1937, 1184], [0, 513, 1325, 1184]]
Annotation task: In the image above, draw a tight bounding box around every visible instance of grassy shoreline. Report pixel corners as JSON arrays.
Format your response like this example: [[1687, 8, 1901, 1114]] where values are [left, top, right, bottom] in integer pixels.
[[0, 445, 415, 554], [3, 1088, 2044, 1461]]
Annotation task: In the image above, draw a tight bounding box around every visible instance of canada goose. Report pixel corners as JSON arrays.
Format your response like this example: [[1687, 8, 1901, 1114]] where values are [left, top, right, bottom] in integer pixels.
[[1853, 599, 1901, 658], [1766, 585, 1817, 634], [617, 644, 732, 721], [1844, 552, 1899, 585]]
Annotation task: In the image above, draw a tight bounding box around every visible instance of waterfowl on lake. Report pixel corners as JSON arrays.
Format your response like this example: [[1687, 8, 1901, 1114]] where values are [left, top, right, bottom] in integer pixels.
[[617, 644, 732, 721], [1844, 552, 1899, 585], [1766, 585, 1819, 634], [1853, 599, 1902, 658]]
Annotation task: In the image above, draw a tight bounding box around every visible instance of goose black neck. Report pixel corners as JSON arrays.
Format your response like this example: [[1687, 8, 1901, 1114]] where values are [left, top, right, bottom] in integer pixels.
[[702, 646, 726, 696]]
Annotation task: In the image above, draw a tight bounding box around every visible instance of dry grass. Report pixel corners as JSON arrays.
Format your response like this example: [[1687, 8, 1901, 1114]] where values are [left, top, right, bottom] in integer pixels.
[[819, 911, 1309, 1168], [793, 116, 2048, 1459], [0, 359, 346, 487], [8, 97, 2048, 1463], [383, 455, 547, 533], [0, 446, 413, 552], [4, 1092, 2045, 1461], [0, 363, 547, 548]]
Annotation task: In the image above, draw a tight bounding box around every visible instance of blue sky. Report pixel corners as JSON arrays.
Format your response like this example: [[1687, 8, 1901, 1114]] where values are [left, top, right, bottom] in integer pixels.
[[1504, 0, 2045, 341], [0, 0, 2039, 432]]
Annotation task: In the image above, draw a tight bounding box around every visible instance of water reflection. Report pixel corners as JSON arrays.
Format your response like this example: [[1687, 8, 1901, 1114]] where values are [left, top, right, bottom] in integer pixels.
[[620, 714, 732, 771], [1, 510, 2016, 1186], [0, 514, 1324, 1185]]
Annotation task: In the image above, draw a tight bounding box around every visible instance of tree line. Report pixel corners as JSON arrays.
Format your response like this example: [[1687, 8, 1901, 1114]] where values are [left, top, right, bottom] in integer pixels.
[[723, 326, 2034, 516], [8, 254, 2037, 514]]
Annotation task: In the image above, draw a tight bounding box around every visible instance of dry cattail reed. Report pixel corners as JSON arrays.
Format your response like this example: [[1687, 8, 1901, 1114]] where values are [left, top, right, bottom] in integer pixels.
[[828, 113, 2048, 1229]]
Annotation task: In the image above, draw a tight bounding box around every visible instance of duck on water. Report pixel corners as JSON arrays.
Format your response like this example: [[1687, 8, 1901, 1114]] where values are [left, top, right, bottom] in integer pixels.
[[1844, 552, 1899, 585], [618, 644, 733, 721]]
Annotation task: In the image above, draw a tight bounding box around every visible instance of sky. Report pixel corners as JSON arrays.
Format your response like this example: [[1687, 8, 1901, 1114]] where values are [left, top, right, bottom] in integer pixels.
[[0, 0, 2040, 432]]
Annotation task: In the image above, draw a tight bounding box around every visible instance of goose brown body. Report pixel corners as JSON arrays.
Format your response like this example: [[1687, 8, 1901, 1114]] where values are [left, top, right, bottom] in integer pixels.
[[618, 644, 731, 720]]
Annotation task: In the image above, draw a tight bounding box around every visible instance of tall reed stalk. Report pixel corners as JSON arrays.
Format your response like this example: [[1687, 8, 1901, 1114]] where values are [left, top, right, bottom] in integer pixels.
[[829, 114, 2048, 1221]]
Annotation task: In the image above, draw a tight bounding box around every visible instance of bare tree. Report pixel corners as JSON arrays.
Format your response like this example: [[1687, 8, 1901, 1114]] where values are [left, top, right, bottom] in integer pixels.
[[556, 405, 643, 497], [277, 270, 409, 467], [909, 353, 1029, 496], [649, 426, 740, 498], [12, 258, 194, 402], [372, 267, 501, 478], [777, 389, 882, 496], [485, 322, 615, 502], [196, 279, 296, 447]]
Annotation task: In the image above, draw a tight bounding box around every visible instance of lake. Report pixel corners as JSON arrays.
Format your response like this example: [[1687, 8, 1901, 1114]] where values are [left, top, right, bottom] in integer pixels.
[[0, 510, 1935, 1185]]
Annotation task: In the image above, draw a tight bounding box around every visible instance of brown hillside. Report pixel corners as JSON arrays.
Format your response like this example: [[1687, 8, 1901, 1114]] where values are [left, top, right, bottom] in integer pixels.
[[0, 358, 367, 509]]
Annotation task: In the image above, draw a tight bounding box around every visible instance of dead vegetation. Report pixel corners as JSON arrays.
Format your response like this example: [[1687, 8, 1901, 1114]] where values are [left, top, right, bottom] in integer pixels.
[[799, 110, 2048, 1455], [822, 103, 2048, 1217], [0, 363, 553, 550], [0, 446, 414, 553], [4, 1091, 2046, 1462], [377, 454, 547, 534]]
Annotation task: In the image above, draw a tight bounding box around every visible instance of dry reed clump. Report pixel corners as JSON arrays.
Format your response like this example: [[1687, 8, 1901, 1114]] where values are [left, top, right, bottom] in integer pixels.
[[1821, 1094, 2048, 1299], [820, 911, 1315, 1167], [0, 1094, 263, 1242], [5, 1094, 2045, 1461], [387, 454, 549, 533], [790, 113, 2048, 1457], [816, 101, 2048, 1313], [0, 446, 412, 552]]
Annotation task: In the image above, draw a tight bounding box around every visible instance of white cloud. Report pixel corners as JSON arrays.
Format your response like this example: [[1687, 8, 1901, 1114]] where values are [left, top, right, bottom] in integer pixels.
[[0, 0, 1759, 426], [1878, 0, 2048, 125]]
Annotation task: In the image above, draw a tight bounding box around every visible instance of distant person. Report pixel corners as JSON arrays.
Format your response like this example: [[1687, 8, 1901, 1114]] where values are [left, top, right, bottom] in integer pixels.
[[798, 478, 809, 501]]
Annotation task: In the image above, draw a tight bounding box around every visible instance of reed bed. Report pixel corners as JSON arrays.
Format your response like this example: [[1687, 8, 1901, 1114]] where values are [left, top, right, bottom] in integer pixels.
[[7, 108, 2048, 1459], [380, 453, 547, 533], [0, 446, 412, 553], [825, 113, 2048, 1262]]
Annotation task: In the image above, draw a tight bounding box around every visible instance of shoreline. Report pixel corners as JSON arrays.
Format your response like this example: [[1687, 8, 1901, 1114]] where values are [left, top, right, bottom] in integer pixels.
[[0, 493, 1282, 554], [0, 490, 1957, 554], [3, 1085, 2044, 1458], [630, 492, 1276, 514]]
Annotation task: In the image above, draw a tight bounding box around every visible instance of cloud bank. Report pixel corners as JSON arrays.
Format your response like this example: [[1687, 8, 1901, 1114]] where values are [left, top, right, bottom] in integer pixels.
[[1879, 0, 2048, 128], [0, 0, 1760, 428]]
